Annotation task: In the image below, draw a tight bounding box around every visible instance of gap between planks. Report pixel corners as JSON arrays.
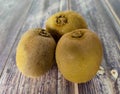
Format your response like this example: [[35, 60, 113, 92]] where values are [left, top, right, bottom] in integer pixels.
[[104, 0, 120, 26], [74, 83, 79, 94]]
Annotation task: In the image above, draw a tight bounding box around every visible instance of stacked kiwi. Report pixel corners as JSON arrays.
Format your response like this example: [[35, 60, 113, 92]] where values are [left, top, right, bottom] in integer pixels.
[[16, 11, 103, 83]]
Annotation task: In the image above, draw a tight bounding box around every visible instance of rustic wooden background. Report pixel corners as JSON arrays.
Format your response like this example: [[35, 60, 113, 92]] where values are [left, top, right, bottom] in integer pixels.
[[0, 0, 120, 94]]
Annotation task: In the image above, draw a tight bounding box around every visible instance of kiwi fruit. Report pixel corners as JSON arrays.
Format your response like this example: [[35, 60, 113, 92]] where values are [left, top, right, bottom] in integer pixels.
[[46, 11, 88, 41], [56, 29, 103, 83], [16, 28, 56, 78]]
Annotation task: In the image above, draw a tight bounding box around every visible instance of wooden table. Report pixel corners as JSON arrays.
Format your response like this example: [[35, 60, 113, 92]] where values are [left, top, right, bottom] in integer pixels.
[[0, 0, 120, 94]]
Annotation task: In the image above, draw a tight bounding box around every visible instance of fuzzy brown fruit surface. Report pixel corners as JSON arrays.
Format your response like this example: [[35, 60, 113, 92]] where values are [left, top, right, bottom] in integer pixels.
[[16, 28, 56, 78], [56, 29, 103, 83], [46, 11, 88, 41]]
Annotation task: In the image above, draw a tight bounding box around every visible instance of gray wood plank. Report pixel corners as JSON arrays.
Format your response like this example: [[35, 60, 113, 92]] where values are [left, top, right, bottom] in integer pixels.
[[57, 71, 74, 94], [0, 0, 34, 75], [108, 0, 120, 19], [100, 0, 120, 37]]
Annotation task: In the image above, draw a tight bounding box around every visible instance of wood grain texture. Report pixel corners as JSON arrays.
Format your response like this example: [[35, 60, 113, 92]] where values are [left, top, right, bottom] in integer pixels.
[[0, 0, 120, 94], [107, 0, 120, 19], [0, 0, 34, 75], [105, 0, 120, 26], [100, 0, 120, 38]]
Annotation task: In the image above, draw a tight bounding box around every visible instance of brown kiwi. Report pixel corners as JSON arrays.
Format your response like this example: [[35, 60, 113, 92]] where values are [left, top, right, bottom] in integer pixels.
[[56, 29, 103, 83], [16, 28, 56, 78], [46, 11, 88, 41]]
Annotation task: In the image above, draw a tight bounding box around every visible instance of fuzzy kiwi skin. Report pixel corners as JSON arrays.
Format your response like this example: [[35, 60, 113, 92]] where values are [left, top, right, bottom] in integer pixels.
[[16, 28, 56, 78], [56, 29, 103, 83], [46, 11, 88, 42]]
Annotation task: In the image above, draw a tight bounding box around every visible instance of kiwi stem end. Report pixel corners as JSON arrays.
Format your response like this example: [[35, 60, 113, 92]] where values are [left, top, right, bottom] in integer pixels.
[[39, 29, 51, 37], [72, 31, 84, 38]]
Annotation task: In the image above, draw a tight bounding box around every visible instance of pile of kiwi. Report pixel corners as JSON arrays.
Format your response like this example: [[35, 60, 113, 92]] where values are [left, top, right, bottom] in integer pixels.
[[16, 11, 103, 83]]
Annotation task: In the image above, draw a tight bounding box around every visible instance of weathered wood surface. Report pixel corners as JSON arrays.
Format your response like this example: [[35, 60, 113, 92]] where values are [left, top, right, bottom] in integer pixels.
[[0, 0, 120, 94], [100, 0, 120, 38], [0, 0, 34, 75], [106, 0, 120, 19]]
